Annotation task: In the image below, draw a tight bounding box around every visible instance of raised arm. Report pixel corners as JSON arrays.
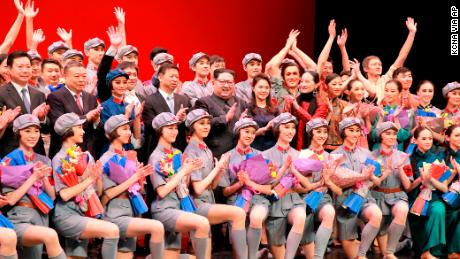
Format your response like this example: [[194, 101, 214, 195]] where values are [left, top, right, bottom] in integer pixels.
[[350, 58, 376, 97], [24, 0, 39, 49], [29, 29, 45, 51], [265, 29, 300, 77], [317, 19, 336, 75], [289, 40, 317, 70], [56, 27, 73, 49], [114, 7, 127, 46], [0, 0, 25, 54], [392, 17, 417, 68], [336, 28, 350, 72]]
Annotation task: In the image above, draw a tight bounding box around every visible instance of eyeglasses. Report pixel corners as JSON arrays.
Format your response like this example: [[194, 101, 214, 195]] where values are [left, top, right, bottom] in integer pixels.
[[216, 79, 234, 86]]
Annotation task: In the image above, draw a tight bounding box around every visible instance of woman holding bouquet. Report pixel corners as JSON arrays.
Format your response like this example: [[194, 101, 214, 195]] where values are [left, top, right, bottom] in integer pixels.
[[331, 117, 383, 259], [440, 125, 460, 258], [261, 113, 306, 259], [293, 118, 340, 259], [409, 126, 448, 258], [148, 112, 210, 259], [415, 80, 444, 144], [1, 114, 65, 259], [184, 109, 248, 259], [370, 122, 412, 259], [51, 113, 120, 259], [100, 114, 164, 259], [221, 117, 272, 259]]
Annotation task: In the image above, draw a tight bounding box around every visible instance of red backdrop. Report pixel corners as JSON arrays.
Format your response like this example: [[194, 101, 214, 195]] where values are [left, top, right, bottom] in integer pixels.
[[1, 0, 315, 82]]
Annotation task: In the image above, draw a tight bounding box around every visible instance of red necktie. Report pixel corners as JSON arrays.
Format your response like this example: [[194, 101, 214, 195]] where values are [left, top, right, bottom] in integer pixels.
[[75, 93, 84, 113]]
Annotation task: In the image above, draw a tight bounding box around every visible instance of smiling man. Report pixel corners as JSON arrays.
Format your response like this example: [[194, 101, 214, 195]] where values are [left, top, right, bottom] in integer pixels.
[[194, 68, 248, 158]]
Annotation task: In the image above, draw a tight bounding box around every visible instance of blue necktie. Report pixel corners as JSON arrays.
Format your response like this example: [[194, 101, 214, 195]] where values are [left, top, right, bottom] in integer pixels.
[[166, 95, 174, 113], [21, 88, 31, 114]]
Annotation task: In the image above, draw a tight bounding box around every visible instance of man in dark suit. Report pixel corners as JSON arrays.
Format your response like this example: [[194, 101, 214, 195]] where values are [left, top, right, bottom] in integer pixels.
[[194, 68, 247, 158], [47, 61, 101, 158], [142, 63, 190, 162], [0, 51, 49, 157]]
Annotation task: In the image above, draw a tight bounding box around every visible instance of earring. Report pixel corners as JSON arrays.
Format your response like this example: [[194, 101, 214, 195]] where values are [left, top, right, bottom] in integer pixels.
[[313, 88, 318, 97]]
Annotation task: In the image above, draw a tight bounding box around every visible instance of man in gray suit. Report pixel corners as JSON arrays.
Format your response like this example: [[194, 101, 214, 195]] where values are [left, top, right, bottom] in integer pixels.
[[0, 51, 49, 157], [194, 68, 247, 158]]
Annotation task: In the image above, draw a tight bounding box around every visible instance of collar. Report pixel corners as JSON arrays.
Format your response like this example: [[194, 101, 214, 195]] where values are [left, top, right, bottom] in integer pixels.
[[380, 148, 394, 156], [158, 88, 174, 100], [444, 107, 459, 115], [48, 84, 63, 92], [245, 79, 253, 87], [113, 147, 125, 156], [86, 62, 98, 71], [276, 145, 290, 153], [194, 77, 208, 86], [112, 95, 124, 104], [11, 81, 28, 95], [448, 147, 460, 157], [236, 146, 252, 155], [343, 144, 356, 153], [418, 104, 433, 111], [310, 147, 325, 155], [65, 86, 82, 97], [23, 152, 35, 162]]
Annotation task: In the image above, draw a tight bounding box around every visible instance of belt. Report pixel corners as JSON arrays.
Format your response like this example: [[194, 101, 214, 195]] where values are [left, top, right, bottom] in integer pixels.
[[17, 201, 37, 209], [373, 187, 402, 193], [324, 144, 340, 151], [116, 193, 130, 200]]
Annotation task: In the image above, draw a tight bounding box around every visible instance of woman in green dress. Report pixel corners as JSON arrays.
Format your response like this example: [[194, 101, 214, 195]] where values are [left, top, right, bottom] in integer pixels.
[[409, 126, 448, 259]]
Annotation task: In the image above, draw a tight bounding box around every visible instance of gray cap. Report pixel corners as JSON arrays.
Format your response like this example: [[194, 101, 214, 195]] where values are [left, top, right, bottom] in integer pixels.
[[305, 118, 328, 133], [189, 52, 209, 69], [104, 115, 130, 135], [442, 81, 460, 98], [27, 50, 42, 61], [272, 112, 298, 130], [185, 109, 212, 128], [151, 112, 180, 130], [54, 113, 86, 136], [338, 117, 362, 134], [376, 121, 399, 137], [153, 53, 174, 66], [242, 53, 262, 67], [47, 41, 70, 54], [117, 45, 138, 60], [61, 49, 84, 61], [84, 37, 106, 51], [233, 118, 258, 135], [281, 58, 296, 65], [13, 114, 40, 133]]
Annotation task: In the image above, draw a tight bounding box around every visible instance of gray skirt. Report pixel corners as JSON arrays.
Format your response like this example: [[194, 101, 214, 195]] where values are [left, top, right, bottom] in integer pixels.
[[300, 193, 334, 245]]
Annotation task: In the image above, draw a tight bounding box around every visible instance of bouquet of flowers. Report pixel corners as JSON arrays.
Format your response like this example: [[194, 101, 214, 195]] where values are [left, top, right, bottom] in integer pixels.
[[104, 150, 148, 216], [155, 150, 197, 212], [410, 160, 452, 216], [270, 157, 323, 202], [442, 180, 460, 207], [231, 153, 276, 212], [341, 158, 381, 214], [384, 107, 410, 128], [56, 145, 104, 218], [0, 149, 54, 214]]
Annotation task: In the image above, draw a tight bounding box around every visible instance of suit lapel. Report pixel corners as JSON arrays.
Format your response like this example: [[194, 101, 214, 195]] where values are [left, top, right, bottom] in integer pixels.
[[154, 92, 171, 113], [7, 84, 27, 113], [28, 86, 41, 110], [62, 87, 83, 115]]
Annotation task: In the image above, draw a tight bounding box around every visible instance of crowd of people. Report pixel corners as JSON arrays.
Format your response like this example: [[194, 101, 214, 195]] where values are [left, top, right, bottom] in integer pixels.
[[0, 1, 459, 259]]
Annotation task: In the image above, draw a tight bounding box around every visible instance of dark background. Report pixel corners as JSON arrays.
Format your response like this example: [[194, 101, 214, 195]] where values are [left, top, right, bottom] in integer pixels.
[[314, 0, 459, 108]]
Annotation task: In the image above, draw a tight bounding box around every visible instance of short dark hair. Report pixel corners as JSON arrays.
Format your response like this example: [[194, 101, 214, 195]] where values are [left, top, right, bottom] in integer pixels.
[[149, 47, 168, 61], [158, 63, 179, 75], [340, 70, 352, 77], [303, 70, 320, 84], [385, 79, 403, 92], [41, 58, 62, 71], [0, 54, 7, 64], [213, 68, 235, 80], [108, 129, 121, 142], [415, 80, 434, 92], [7, 50, 31, 67], [393, 67, 412, 79], [116, 61, 138, 73], [281, 62, 302, 81], [209, 55, 225, 65], [325, 73, 340, 85], [63, 61, 84, 75], [61, 128, 75, 142]]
